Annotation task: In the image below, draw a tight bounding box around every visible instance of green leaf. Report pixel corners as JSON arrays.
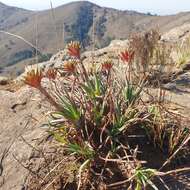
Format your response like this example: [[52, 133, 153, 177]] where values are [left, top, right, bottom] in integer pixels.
[[68, 143, 94, 159], [123, 83, 143, 106], [95, 74, 101, 96], [58, 96, 81, 122], [82, 74, 105, 100], [134, 168, 158, 190], [49, 131, 67, 145]]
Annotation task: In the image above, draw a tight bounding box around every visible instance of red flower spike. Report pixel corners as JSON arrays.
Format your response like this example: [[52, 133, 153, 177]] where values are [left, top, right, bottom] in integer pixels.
[[22, 66, 43, 88], [67, 41, 81, 59], [63, 60, 77, 74], [120, 50, 135, 63], [46, 68, 57, 80], [102, 61, 113, 71]]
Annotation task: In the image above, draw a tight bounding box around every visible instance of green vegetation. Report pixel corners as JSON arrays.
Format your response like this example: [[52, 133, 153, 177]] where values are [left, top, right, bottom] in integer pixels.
[[38, 53, 52, 63], [95, 15, 107, 38], [65, 4, 94, 46], [22, 33, 190, 189], [8, 49, 34, 66]]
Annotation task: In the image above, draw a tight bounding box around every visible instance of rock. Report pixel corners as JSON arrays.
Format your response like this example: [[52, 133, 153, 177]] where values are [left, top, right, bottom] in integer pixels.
[[162, 24, 190, 42], [0, 76, 9, 85], [83, 39, 129, 59], [19, 39, 129, 78], [182, 62, 190, 71], [81, 39, 129, 70], [164, 71, 190, 93], [0, 86, 52, 190]]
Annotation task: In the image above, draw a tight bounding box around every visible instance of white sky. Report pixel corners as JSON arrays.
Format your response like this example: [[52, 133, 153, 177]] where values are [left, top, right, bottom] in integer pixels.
[[1, 0, 190, 15]]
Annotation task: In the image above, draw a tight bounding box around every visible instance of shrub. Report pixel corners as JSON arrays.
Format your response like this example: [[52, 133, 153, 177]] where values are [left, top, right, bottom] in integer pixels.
[[8, 49, 34, 66], [38, 53, 52, 63], [22, 39, 190, 189], [128, 30, 174, 87]]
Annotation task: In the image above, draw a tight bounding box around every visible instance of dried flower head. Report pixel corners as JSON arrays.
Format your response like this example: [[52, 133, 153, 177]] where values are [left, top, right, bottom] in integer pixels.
[[22, 66, 43, 88], [63, 60, 78, 74], [67, 41, 81, 59], [45, 68, 57, 80], [102, 60, 113, 71], [120, 50, 135, 63]]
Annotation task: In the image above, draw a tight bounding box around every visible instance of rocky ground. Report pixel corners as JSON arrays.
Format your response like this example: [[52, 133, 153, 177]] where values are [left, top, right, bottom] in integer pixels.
[[1, 39, 190, 190], [0, 86, 53, 190]]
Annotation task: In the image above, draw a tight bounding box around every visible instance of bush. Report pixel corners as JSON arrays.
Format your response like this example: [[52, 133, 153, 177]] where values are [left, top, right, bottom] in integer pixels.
[[8, 49, 34, 66], [69, 4, 93, 46], [38, 53, 53, 63], [22, 39, 190, 189]]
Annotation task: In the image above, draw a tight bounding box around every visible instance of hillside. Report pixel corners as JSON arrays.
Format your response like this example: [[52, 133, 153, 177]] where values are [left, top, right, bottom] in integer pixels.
[[1, 1, 190, 76]]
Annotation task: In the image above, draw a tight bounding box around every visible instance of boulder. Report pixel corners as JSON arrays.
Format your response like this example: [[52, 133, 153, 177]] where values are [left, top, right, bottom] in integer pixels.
[[164, 71, 190, 93], [0, 86, 52, 190], [162, 23, 190, 42]]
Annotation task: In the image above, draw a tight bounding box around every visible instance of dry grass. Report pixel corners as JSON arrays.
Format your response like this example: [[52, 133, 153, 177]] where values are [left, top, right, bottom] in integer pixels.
[[175, 36, 190, 66]]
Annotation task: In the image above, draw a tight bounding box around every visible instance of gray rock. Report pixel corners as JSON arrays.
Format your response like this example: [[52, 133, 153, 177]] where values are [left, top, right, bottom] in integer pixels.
[[162, 24, 190, 42], [164, 72, 190, 93], [0, 87, 52, 190], [182, 62, 190, 71]]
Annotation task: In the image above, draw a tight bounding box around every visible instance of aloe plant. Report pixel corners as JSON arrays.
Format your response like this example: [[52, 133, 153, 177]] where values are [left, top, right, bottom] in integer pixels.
[[82, 74, 105, 99], [68, 143, 95, 159], [123, 83, 143, 106], [58, 96, 81, 123], [22, 40, 189, 189]]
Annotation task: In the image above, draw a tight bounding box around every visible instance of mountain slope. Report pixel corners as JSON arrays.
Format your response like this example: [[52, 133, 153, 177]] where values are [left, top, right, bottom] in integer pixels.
[[0, 2, 33, 74], [1, 1, 190, 76]]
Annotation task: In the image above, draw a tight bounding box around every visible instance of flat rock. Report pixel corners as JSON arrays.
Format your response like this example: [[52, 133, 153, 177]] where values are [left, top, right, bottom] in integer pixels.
[[164, 71, 190, 93], [0, 87, 52, 190], [162, 23, 190, 42]]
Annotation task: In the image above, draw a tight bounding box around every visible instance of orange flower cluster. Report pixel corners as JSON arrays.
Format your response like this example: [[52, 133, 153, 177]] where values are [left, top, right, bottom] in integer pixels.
[[22, 66, 43, 88], [63, 60, 78, 73], [45, 68, 57, 80], [67, 41, 81, 59], [120, 50, 135, 63]]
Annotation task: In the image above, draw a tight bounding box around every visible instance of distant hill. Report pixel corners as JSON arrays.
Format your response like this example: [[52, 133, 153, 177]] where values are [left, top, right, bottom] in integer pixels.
[[1, 1, 190, 76]]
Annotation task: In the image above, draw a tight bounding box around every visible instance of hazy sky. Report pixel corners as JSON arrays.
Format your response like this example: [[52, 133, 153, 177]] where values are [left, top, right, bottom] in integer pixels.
[[1, 0, 190, 15]]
